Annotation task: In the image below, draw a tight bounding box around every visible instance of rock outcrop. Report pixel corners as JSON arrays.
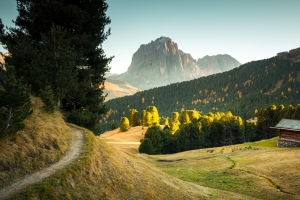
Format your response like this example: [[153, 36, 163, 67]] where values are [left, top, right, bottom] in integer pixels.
[[197, 54, 240, 75], [111, 37, 204, 90], [277, 47, 300, 62]]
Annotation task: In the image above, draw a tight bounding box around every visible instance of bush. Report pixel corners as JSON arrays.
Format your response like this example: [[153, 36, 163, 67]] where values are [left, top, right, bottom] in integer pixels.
[[139, 138, 154, 154]]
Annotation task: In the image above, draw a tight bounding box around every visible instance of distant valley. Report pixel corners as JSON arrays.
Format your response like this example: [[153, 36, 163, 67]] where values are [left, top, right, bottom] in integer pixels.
[[103, 78, 140, 101]]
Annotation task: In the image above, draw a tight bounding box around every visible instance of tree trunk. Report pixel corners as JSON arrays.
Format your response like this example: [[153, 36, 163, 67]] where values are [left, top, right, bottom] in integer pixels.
[[4, 106, 12, 135]]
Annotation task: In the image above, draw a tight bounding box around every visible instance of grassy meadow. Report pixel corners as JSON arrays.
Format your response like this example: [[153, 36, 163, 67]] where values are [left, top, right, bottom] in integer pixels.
[[145, 137, 300, 199]]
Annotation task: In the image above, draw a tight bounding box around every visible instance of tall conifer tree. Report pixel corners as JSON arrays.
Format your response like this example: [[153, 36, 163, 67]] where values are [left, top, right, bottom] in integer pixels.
[[0, 0, 112, 133]]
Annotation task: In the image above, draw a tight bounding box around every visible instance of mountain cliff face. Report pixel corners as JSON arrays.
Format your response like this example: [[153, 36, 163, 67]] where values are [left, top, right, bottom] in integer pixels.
[[197, 54, 241, 75], [112, 37, 204, 90], [104, 78, 139, 101], [112, 37, 241, 90]]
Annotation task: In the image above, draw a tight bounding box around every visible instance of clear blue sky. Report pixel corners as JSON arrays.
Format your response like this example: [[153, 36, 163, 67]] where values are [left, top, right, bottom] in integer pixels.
[[1, 0, 300, 73]]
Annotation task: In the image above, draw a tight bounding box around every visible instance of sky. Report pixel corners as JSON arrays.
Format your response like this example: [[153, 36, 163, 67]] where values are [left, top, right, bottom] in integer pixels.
[[1, 0, 300, 74]]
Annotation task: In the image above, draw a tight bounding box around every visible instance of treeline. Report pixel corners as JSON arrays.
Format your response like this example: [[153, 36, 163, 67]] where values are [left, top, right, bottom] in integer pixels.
[[0, 0, 111, 136], [102, 57, 300, 132], [136, 103, 300, 155]]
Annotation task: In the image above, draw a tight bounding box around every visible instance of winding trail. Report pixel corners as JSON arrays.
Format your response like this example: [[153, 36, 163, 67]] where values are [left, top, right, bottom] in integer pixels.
[[0, 126, 84, 200]]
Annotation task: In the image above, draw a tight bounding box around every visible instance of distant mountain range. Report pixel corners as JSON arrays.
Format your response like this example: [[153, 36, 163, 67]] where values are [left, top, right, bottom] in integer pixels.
[[111, 37, 241, 90]]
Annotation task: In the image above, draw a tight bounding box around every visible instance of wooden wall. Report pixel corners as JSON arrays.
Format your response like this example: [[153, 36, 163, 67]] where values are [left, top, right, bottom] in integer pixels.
[[280, 129, 300, 141]]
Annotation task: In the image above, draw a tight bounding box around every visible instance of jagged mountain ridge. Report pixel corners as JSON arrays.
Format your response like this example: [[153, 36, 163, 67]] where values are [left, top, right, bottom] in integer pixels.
[[111, 37, 241, 90], [197, 54, 240, 75]]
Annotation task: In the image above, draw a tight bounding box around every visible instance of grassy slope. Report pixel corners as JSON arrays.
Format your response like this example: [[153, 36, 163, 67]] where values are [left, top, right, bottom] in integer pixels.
[[3, 101, 299, 199], [0, 97, 71, 188], [148, 137, 300, 200], [11, 126, 256, 200], [102, 127, 300, 200]]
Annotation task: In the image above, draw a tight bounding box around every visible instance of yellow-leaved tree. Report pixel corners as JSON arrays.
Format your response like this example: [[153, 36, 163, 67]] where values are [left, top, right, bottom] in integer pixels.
[[120, 117, 130, 132]]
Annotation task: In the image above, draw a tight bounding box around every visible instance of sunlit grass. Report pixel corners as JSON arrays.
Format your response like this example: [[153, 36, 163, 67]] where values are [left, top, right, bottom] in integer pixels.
[[242, 137, 278, 147], [0, 97, 71, 188]]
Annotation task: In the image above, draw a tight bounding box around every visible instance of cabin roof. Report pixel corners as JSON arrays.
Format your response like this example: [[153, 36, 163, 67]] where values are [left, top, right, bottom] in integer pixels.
[[273, 119, 300, 131]]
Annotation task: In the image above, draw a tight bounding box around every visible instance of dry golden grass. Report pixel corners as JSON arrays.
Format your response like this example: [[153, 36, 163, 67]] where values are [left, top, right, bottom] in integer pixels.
[[5, 116, 300, 200], [100, 127, 300, 199], [11, 126, 258, 200], [0, 97, 71, 188]]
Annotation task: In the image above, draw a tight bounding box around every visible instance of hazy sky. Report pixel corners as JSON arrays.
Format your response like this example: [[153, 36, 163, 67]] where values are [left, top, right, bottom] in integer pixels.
[[1, 0, 300, 73]]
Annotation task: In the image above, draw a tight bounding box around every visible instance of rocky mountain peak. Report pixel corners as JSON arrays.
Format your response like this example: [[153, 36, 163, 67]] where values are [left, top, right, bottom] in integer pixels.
[[119, 37, 203, 89], [111, 37, 240, 90]]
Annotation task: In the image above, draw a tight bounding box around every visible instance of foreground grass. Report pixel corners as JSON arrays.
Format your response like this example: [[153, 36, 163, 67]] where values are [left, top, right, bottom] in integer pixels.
[[12, 126, 207, 199], [0, 97, 71, 188], [149, 140, 300, 200]]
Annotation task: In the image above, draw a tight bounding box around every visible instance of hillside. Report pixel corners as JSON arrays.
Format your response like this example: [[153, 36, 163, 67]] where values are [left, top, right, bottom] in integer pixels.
[[0, 97, 72, 189], [7, 128, 254, 199], [104, 78, 140, 101], [1, 98, 299, 199], [100, 127, 300, 199], [103, 55, 300, 127]]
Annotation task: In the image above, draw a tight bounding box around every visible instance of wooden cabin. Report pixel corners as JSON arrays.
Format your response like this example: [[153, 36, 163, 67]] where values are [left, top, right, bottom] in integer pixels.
[[272, 119, 300, 147]]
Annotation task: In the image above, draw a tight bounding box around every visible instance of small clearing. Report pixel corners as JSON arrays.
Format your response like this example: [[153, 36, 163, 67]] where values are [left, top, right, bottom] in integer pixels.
[[0, 126, 84, 200], [265, 79, 283, 94]]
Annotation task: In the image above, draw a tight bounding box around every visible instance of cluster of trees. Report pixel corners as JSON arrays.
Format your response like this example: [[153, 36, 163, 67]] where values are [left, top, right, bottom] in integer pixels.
[[119, 106, 159, 132], [0, 0, 111, 136], [103, 57, 300, 132], [138, 103, 300, 155], [255, 104, 300, 140], [139, 110, 244, 154]]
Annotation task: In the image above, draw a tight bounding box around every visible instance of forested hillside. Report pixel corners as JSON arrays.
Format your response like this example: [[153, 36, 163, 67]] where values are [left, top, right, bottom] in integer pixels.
[[102, 56, 300, 129]]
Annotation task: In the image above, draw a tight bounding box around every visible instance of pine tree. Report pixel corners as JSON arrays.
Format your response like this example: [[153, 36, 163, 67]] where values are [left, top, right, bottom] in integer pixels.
[[144, 125, 163, 154], [139, 138, 154, 154], [0, 67, 32, 136], [292, 104, 300, 120], [40, 86, 56, 113], [0, 0, 112, 134]]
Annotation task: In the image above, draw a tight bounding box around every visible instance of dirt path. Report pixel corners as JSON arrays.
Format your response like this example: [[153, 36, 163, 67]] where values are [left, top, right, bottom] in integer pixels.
[[0, 127, 84, 200]]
